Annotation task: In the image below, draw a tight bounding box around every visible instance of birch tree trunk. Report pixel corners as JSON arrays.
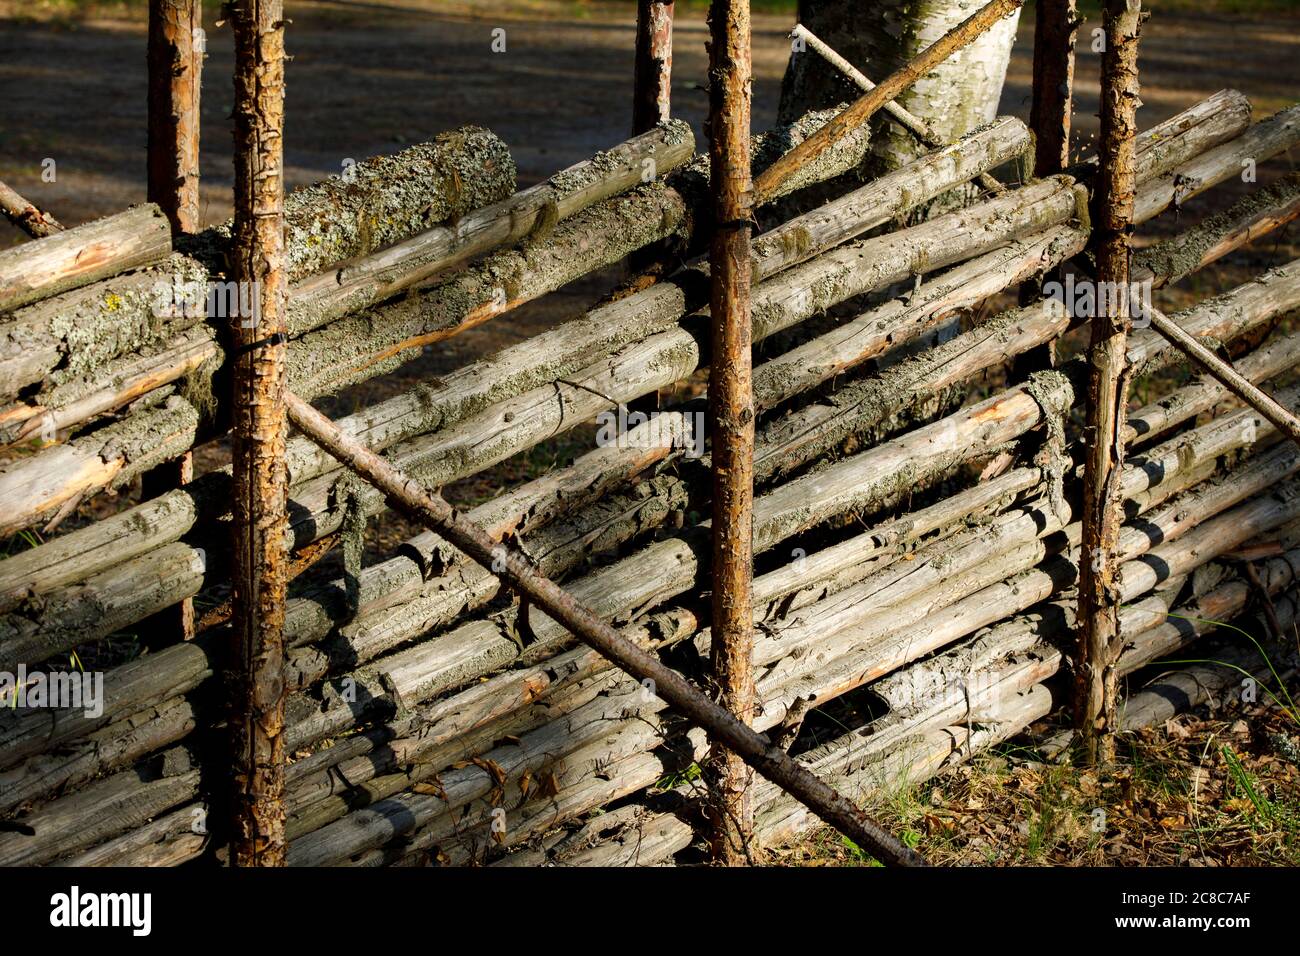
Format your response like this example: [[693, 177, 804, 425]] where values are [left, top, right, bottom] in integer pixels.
[[778, 0, 1022, 175]]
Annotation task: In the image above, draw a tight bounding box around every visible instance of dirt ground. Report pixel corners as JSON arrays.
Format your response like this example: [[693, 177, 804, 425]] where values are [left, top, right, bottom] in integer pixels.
[[2, 1, 1299, 866]]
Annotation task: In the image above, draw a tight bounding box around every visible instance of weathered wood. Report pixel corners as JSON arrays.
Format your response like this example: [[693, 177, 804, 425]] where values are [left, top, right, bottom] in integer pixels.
[[286, 123, 690, 334], [285, 471, 1036, 815], [43, 452, 1289, 863], [1134, 105, 1300, 224], [753, 0, 1025, 204], [0, 758, 200, 867], [0, 204, 172, 313], [58, 803, 208, 867], [634, 1, 675, 133], [1030, 0, 1079, 177], [756, 277, 1071, 413], [0, 254, 210, 407], [228, 0, 289, 866], [704, 0, 757, 866], [0, 178, 64, 239], [147, 0, 203, 234], [751, 116, 1031, 277], [283, 390, 925, 866], [1078, 0, 1142, 765], [1135, 172, 1300, 288], [1126, 258, 1300, 372], [217, 126, 518, 285], [0, 696, 196, 815], [1125, 332, 1300, 446], [1146, 306, 1300, 447]]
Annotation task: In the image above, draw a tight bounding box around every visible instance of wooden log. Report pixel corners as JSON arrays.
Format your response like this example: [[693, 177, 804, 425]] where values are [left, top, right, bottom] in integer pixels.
[[290, 503, 1061, 863], [286, 122, 691, 334], [633, 2, 675, 133], [1119, 634, 1296, 732], [754, 375, 1071, 549], [147, 0, 203, 235], [787, 23, 1005, 195], [1145, 306, 1300, 447], [754, 225, 1085, 477], [283, 391, 925, 866], [1078, 0, 1142, 765], [58, 803, 207, 867], [1134, 172, 1300, 288], [284, 471, 1037, 812], [0, 325, 217, 447], [1030, 0, 1079, 177], [209, 126, 518, 285], [750, 116, 1032, 278], [1067, 89, 1252, 189], [0, 204, 172, 313], [50, 442, 1258, 868], [703, 0, 757, 866], [1120, 381, 1300, 503], [1134, 105, 1300, 224], [0, 696, 196, 815], [0, 178, 64, 239], [1118, 553, 1300, 676], [0, 634, 215, 773], [292, 426, 1258, 858], [755, 277, 1070, 414], [1126, 258, 1300, 372], [0, 753, 200, 867], [0, 253, 210, 406], [752, 0, 1025, 204], [228, 0, 289, 866], [1124, 332, 1300, 446], [0, 394, 201, 540]]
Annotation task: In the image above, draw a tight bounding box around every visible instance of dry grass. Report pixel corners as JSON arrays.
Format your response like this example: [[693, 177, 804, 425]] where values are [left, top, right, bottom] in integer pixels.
[[776, 689, 1300, 867]]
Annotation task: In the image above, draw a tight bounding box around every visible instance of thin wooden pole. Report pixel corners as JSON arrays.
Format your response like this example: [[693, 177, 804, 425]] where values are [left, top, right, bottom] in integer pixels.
[[752, 0, 1024, 204], [1029, 0, 1079, 178], [790, 23, 1002, 195], [1078, 0, 1143, 766], [0, 179, 63, 238], [705, 0, 756, 867], [1146, 306, 1300, 446], [229, 0, 289, 866], [633, 0, 674, 134], [145, 0, 203, 642], [282, 391, 926, 867], [147, 0, 203, 234]]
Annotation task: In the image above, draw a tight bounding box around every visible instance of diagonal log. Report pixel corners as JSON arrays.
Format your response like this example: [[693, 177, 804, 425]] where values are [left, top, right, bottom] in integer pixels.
[[282, 389, 925, 867], [1145, 305, 1300, 447]]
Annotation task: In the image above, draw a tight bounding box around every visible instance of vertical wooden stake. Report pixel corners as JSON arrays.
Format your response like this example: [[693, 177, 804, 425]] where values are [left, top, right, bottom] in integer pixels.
[[144, 0, 202, 642], [633, 0, 674, 134], [1017, 0, 1079, 375], [1029, 0, 1079, 178], [148, 0, 203, 234], [705, 0, 756, 866], [1078, 0, 1142, 766], [229, 0, 289, 866]]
